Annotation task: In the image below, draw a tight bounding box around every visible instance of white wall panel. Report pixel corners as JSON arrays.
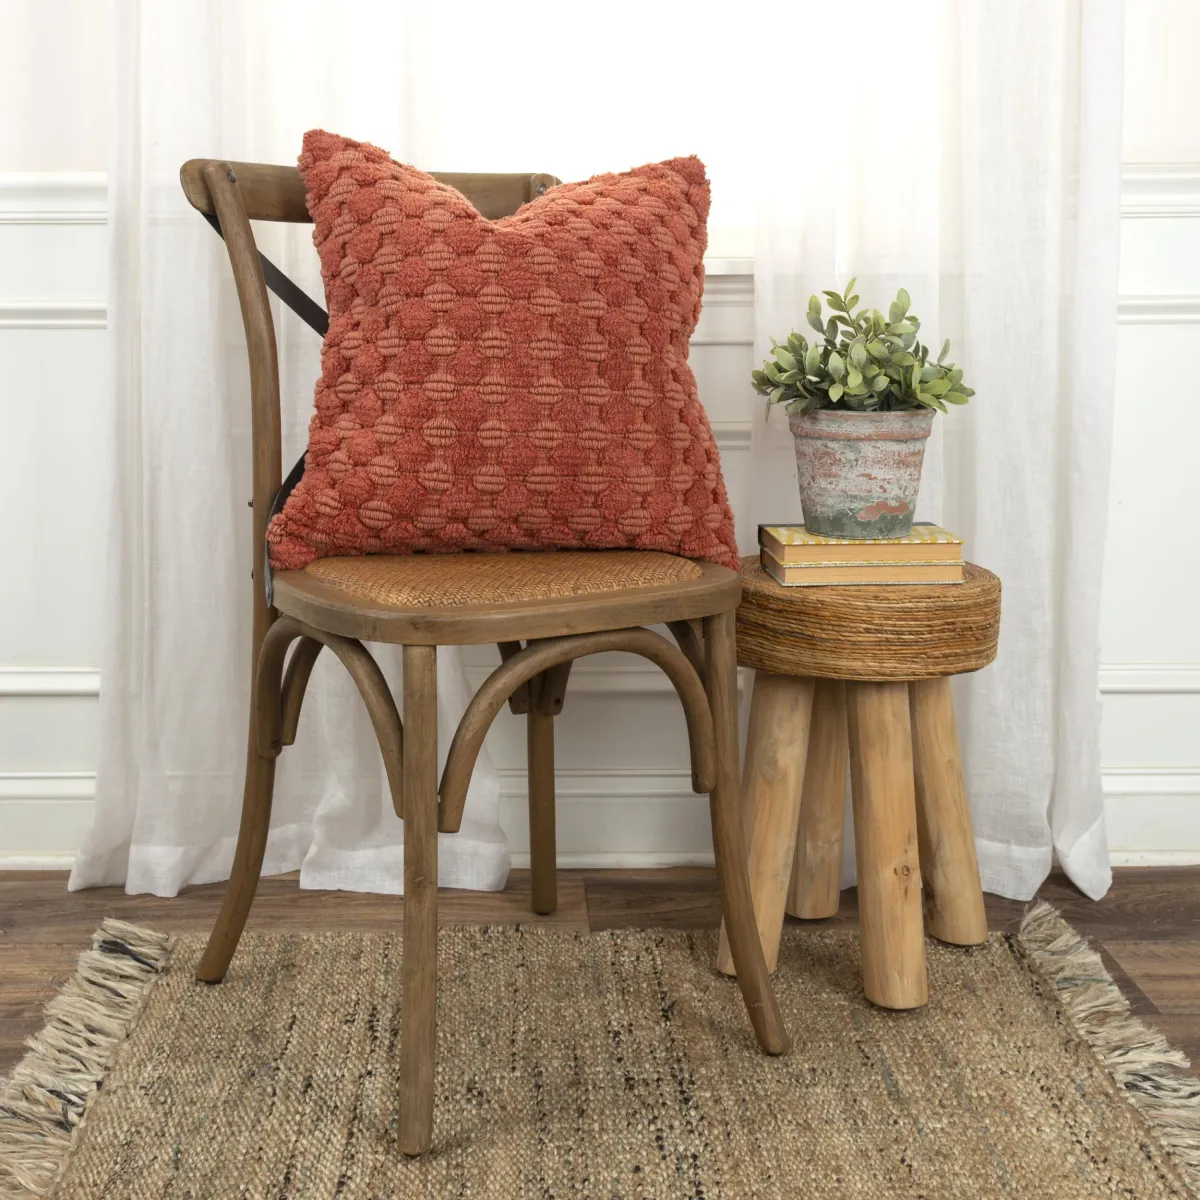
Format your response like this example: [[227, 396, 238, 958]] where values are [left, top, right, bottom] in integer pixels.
[[1122, 0, 1200, 163]]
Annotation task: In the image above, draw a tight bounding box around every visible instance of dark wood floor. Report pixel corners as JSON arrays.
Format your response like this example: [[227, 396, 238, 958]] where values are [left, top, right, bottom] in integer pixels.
[[1, 866, 1197, 1076]]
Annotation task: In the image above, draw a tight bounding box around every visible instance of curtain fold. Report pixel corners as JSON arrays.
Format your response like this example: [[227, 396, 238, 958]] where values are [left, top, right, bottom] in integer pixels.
[[70, 0, 507, 896], [749, 0, 1124, 900]]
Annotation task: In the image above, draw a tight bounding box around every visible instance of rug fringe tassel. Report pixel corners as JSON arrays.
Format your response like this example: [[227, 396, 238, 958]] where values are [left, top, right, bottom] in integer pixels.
[[0, 920, 172, 1199], [1018, 900, 1200, 1195]]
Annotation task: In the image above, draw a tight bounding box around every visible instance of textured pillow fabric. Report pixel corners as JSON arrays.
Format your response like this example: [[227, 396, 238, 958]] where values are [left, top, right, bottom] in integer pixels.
[[266, 130, 738, 572]]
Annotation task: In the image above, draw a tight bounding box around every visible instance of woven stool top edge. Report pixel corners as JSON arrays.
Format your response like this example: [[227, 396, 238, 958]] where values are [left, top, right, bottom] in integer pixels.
[[736, 557, 1000, 681]]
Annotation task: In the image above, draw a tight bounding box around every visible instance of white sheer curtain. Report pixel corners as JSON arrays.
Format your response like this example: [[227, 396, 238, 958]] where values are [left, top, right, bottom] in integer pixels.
[[71, 0, 758, 897], [751, 0, 1125, 900], [69, 2, 516, 895], [73, 0, 1124, 902]]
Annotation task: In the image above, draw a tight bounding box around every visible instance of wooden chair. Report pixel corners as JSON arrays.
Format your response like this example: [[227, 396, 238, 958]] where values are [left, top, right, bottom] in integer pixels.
[[178, 159, 789, 1156]]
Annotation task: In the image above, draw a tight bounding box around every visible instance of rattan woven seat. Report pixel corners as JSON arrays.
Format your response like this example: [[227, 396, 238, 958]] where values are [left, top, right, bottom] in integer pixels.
[[720, 555, 1003, 1018], [273, 551, 737, 644]]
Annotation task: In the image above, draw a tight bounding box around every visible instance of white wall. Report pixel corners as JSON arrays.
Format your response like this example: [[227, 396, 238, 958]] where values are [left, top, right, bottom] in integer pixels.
[[1, 3, 1197, 868], [1097, 0, 1200, 862]]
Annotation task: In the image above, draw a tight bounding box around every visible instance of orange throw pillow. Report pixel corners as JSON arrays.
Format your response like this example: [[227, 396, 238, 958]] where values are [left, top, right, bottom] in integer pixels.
[[266, 131, 738, 572]]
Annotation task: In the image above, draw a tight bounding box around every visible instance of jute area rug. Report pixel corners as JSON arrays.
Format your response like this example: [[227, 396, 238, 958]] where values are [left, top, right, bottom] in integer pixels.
[[2, 905, 1198, 1199]]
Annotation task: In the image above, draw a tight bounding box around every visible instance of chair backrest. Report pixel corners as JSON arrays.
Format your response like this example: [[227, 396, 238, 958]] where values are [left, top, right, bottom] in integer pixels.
[[178, 158, 557, 637]]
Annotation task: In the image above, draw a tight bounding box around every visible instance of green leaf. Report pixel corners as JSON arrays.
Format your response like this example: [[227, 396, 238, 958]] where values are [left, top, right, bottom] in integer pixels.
[[871, 374, 889, 393], [808, 294, 823, 316], [770, 386, 786, 405], [828, 382, 844, 401], [775, 347, 797, 371], [944, 390, 970, 404], [866, 340, 888, 359], [910, 364, 921, 391], [826, 317, 839, 339], [924, 378, 951, 396], [938, 337, 950, 364], [828, 352, 846, 381], [845, 276, 857, 296], [847, 367, 863, 390], [849, 340, 868, 368], [895, 287, 910, 318], [804, 345, 821, 375], [822, 291, 848, 314], [890, 321, 916, 336], [807, 312, 826, 336]]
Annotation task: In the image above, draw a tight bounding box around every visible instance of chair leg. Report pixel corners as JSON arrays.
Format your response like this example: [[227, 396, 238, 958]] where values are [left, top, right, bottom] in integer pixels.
[[704, 611, 790, 1055], [527, 690, 557, 915], [400, 644, 439, 1157], [715, 671, 814, 976], [196, 639, 282, 983], [847, 680, 928, 1010], [787, 679, 848, 921], [910, 678, 988, 945]]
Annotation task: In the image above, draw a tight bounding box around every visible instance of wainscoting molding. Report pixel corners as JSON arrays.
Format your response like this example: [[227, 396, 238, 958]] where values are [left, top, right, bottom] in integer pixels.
[[0, 669, 101, 696], [1098, 663, 1200, 694], [0, 300, 106, 329], [0, 173, 106, 223], [1119, 163, 1200, 218], [1116, 295, 1200, 324]]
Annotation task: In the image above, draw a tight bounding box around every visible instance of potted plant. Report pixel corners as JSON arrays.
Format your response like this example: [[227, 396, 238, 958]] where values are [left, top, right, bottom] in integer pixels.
[[752, 280, 974, 539]]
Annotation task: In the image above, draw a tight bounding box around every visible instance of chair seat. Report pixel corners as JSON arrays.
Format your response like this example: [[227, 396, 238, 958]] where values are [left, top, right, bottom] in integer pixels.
[[272, 550, 740, 645]]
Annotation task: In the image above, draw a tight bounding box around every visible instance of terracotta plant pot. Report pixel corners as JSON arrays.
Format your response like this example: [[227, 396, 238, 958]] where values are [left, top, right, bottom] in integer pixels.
[[788, 408, 935, 539]]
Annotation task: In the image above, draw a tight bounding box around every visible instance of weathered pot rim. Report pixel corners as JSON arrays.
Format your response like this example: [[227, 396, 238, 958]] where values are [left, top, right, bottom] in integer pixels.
[[788, 407, 935, 441]]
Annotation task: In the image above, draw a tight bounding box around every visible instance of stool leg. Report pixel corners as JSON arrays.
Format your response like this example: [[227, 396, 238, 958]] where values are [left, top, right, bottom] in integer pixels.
[[847, 680, 927, 1010], [787, 679, 848, 920], [716, 671, 815, 976], [910, 678, 988, 945]]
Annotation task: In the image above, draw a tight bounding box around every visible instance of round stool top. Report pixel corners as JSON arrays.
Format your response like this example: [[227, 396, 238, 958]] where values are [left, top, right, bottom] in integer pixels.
[[736, 556, 1001, 681]]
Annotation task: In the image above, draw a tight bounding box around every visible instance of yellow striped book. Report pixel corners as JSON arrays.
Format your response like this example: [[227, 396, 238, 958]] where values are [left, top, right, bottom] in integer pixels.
[[759, 522, 963, 566], [759, 549, 963, 586]]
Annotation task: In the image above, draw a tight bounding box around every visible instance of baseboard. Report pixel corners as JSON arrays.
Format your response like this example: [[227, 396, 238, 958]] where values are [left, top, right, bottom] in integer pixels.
[[1107, 850, 1200, 867], [3, 767, 1199, 869], [0, 853, 78, 870], [5, 851, 1197, 872], [510, 851, 716, 869]]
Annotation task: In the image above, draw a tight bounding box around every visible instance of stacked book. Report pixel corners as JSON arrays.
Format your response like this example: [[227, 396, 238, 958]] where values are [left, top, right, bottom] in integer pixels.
[[758, 523, 964, 586]]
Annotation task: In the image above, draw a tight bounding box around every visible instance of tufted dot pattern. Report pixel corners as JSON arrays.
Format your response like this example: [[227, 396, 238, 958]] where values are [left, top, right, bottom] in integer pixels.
[[266, 130, 738, 572]]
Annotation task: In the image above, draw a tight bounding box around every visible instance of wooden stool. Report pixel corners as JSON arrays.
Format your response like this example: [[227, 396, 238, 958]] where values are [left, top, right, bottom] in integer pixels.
[[716, 557, 1001, 1010]]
